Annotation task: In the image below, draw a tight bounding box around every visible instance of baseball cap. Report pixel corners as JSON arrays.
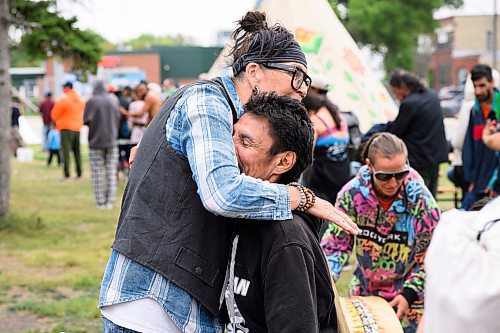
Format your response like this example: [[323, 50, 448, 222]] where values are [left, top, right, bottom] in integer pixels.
[[310, 73, 330, 93]]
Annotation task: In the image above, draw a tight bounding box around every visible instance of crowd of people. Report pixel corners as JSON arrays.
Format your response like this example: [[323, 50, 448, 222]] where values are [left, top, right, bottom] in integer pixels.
[[29, 77, 177, 210], [7, 8, 499, 333]]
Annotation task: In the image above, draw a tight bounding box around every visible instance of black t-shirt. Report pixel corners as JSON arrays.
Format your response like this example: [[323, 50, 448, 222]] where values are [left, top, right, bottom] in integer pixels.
[[223, 212, 338, 333]]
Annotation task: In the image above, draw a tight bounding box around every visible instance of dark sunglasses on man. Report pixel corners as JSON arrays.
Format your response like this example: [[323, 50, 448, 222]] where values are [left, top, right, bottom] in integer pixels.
[[262, 62, 312, 93], [372, 166, 411, 182]]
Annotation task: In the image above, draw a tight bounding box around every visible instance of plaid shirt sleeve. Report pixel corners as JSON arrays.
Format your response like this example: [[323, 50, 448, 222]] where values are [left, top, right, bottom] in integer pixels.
[[165, 81, 292, 220]]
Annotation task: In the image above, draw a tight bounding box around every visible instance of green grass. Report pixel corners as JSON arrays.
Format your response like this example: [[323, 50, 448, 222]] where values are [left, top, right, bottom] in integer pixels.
[[0, 145, 125, 332], [0, 145, 457, 332]]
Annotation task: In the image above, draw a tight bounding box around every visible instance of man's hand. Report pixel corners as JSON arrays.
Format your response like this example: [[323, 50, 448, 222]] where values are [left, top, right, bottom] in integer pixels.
[[129, 145, 139, 168], [308, 197, 360, 235], [482, 119, 500, 150], [389, 294, 409, 319]]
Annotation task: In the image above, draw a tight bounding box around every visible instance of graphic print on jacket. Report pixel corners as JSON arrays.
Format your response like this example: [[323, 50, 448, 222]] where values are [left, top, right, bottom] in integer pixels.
[[321, 166, 440, 333], [225, 236, 249, 333]]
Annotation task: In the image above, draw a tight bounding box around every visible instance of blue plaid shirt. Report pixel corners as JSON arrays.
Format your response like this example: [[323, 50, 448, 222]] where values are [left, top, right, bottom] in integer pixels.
[[100, 250, 224, 333], [165, 75, 291, 220], [100, 76, 294, 331]]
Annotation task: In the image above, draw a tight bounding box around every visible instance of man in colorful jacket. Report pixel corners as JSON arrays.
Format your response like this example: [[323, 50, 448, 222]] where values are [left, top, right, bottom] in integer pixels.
[[321, 133, 440, 333]]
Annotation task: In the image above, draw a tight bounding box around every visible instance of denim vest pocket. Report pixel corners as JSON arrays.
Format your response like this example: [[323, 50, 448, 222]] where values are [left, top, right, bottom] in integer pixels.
[[174, 247, 219, 287]]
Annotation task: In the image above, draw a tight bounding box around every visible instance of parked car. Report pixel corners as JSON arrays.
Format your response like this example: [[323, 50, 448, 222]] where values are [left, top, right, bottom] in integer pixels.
[[439, 86, 464, 118]]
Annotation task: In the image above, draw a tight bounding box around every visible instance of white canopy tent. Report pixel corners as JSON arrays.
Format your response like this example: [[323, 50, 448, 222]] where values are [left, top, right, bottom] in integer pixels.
[[207, 0, 398, 132]]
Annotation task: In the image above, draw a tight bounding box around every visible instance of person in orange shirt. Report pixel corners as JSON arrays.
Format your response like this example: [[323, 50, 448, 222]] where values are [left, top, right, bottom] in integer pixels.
[[51, 81, 85, 180]]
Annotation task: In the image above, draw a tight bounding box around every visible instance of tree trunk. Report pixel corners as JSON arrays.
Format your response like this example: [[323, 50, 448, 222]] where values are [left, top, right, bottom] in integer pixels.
[[0, 0, 12, 218]]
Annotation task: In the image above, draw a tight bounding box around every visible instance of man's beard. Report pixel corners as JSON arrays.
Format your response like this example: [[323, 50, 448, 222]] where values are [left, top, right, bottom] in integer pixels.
[[476, 89, 492, 103]]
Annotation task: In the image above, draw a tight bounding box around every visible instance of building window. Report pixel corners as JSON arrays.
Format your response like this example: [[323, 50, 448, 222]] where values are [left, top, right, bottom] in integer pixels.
[[487, 30, 494, 51], [439, 63, 452, 87], [436, 31, 452, 51]]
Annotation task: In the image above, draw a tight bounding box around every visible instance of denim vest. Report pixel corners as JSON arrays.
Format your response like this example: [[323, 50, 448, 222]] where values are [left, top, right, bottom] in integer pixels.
[[113, 78, 236, 316]]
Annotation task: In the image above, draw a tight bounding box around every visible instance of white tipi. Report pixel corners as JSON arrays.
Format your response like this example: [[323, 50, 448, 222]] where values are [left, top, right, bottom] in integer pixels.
[[207, 0, 398, 132]]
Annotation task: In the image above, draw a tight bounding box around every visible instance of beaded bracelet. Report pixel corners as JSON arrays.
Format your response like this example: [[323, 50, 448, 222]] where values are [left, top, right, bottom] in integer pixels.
[[302, 186, 316, 211], [289, 182, 316, 212]]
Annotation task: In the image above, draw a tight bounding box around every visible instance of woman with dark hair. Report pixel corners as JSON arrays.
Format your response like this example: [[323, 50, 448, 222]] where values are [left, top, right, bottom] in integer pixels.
[[387, 69, 448, 196], [100, 11, 357, 333], [301, 93, 351, 211]]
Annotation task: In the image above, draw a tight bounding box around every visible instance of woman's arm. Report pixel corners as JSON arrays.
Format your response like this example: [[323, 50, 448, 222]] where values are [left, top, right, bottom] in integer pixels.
[[176, 84, 358, 232]]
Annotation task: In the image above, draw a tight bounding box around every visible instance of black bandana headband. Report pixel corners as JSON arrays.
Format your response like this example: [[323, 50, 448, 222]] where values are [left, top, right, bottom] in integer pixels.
[[232, 33, 307, 76]]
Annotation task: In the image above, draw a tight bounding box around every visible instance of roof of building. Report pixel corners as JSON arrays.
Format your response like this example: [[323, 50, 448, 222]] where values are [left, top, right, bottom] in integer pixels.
[[107, 45, 222, 81], [434, 0, 500, 20]]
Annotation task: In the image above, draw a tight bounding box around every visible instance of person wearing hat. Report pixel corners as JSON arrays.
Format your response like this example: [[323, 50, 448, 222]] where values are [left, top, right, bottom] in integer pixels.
[[39, 90, 54, 151], [51, 81, 85, 180], [309, 72, 330, 96]]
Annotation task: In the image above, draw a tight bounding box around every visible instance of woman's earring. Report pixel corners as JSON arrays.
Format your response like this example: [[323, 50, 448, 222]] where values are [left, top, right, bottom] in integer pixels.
[[252, 85, 260, 96]]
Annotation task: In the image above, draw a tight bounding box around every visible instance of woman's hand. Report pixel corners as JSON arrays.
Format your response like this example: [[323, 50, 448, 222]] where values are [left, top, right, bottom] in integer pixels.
[[308, 197, 360, 235], [389, 294, 410, 319], [128, 145, 139, 167]]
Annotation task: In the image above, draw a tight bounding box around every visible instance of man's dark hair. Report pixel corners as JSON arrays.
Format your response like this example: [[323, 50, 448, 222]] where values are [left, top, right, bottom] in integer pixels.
[[471, 64, 493, 82], [302, 93, 342, 129], [389, 69, 425, 93], [244, 92, 314, 184], [63, 81, 73, 89]]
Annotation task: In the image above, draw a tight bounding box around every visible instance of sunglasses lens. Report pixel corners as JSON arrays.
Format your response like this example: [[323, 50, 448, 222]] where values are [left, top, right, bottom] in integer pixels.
[[375, 173, 393, 181], [395, 170, 410, 180], [375, 170, 409, 181]]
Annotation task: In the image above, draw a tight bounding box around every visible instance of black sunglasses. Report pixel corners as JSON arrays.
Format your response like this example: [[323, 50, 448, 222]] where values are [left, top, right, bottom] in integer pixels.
[[262, 62, 312, 93], [372, 167, 410, 182]]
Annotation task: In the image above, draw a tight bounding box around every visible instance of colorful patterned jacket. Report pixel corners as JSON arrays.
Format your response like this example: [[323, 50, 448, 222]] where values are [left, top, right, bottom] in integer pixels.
[[321, 166, 440, 306]]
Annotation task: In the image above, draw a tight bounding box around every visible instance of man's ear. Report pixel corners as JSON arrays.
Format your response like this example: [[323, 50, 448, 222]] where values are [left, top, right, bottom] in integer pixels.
[[274, 151, 297, 175], [244, 62, 263, 87]]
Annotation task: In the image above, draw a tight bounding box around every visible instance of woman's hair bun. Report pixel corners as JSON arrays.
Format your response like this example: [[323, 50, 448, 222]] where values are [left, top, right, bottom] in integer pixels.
[[238, 11, 268, 33]]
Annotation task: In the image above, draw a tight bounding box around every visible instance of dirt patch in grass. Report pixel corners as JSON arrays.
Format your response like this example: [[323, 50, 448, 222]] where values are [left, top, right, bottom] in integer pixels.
[[0, 307, 52, 333]]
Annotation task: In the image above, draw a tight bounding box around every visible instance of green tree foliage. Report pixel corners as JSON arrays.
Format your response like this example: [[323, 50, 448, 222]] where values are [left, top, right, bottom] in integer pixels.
[[123, 33, 191, 50], [1, 0, 102, 218], [328, 0, 463, 73], [10, 48, 42, 67], [9, 0, 102, 77]]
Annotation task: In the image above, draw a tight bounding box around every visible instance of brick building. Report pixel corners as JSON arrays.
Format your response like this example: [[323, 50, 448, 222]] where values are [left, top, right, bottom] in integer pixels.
[[430, 14, 500, 91]]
